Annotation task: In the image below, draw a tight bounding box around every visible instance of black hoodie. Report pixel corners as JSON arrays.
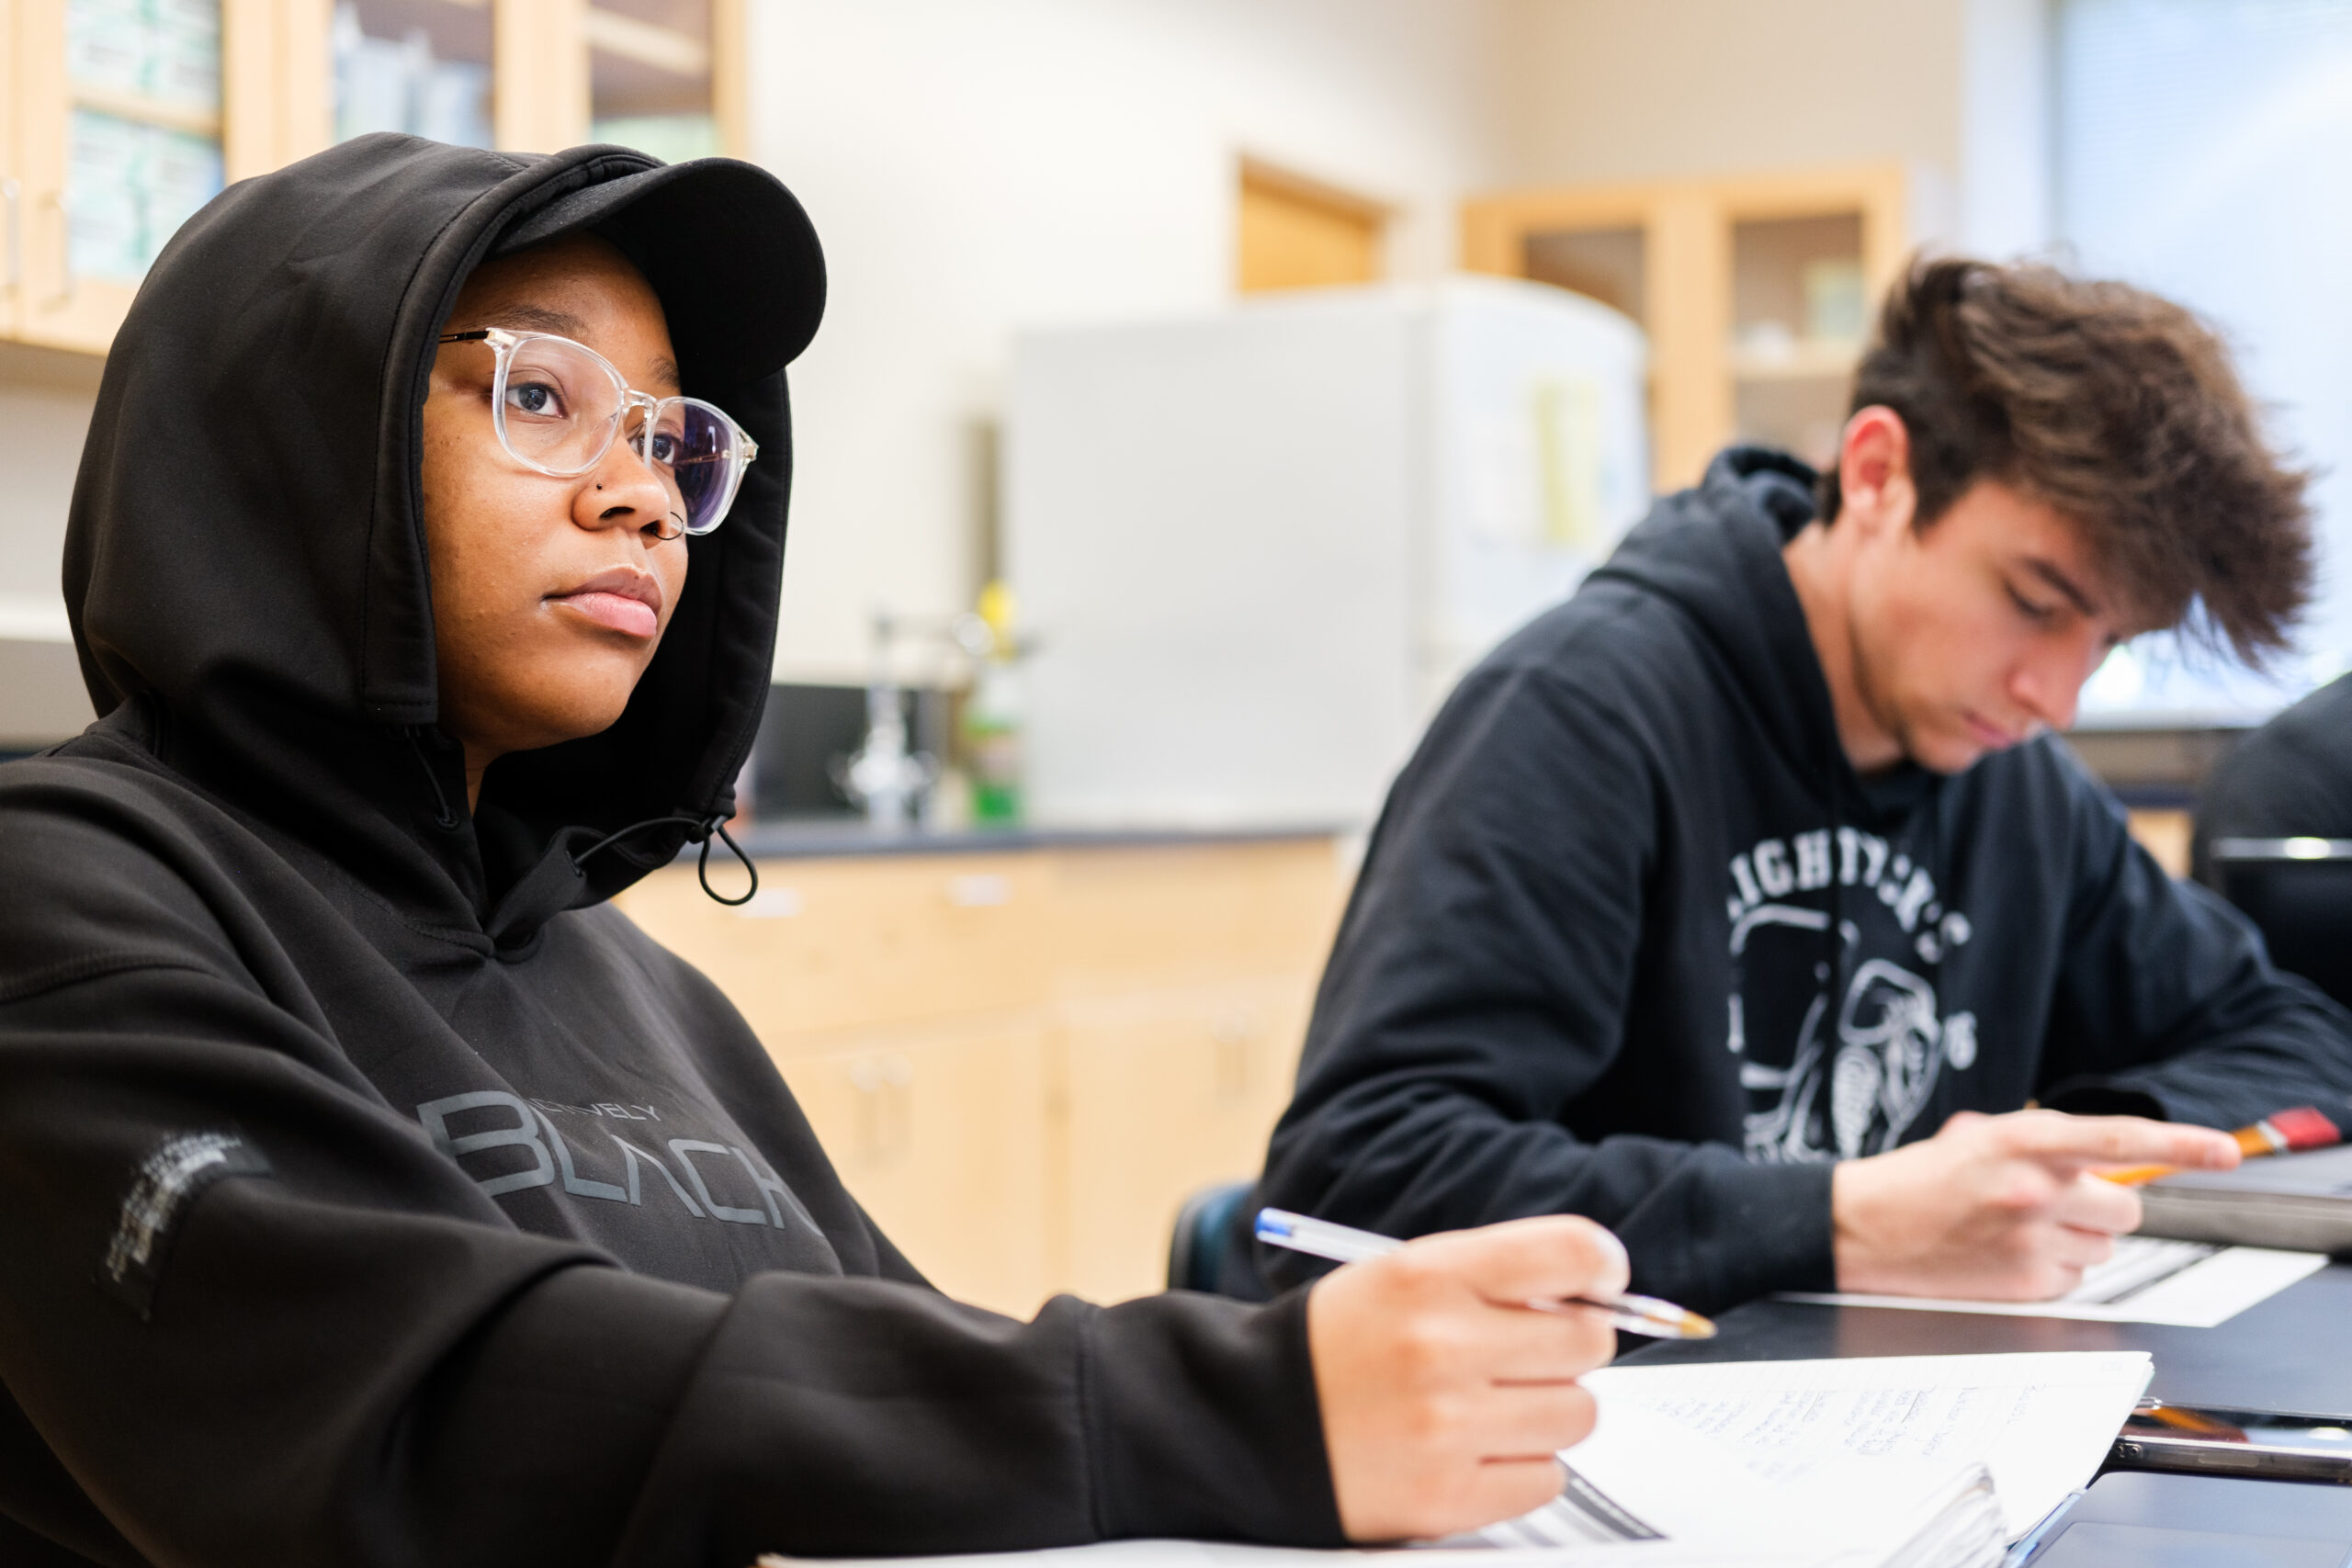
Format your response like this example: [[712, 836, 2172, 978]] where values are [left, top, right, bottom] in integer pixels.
[[1243, 448, 2352, 1314], [0, 137, 1339, 1568]]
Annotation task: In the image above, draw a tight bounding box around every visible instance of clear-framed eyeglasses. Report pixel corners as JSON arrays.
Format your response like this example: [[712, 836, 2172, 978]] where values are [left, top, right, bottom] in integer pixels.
[[435, 326, 759, 539]]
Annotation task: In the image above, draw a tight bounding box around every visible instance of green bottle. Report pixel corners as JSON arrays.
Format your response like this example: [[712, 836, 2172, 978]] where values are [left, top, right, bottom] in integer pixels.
[[964, 580, 1023, 825]]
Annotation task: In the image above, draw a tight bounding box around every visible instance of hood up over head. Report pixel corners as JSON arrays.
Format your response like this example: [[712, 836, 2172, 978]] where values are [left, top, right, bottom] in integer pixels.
[[62, 133, 824, 948]]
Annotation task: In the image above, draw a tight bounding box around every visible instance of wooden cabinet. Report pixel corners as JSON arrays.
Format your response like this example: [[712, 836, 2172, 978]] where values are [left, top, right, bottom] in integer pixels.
[[0, 0, 741, 359], [614, 835, 1349, 1318], [1461, 164, 1910, 492], [0, 0, 335, 355], [780, 1021, 1053, 1317], [1057, 974, 1317, 1303]]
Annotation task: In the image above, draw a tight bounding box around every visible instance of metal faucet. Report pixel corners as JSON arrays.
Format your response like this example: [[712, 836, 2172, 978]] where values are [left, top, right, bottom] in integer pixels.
[[835, 609, 941, 833]]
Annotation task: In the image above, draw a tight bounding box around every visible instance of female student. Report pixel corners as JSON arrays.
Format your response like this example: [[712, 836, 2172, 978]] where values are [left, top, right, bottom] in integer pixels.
[[0, 137, 1621, 1568]]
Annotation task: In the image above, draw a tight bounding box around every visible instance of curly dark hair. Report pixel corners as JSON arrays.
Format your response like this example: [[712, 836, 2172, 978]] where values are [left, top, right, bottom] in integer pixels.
[[1817, 256, 2313, 664]]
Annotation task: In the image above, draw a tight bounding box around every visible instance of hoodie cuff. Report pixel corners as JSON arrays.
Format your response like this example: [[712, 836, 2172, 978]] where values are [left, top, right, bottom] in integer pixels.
[[1085, 1287, 1345, 1546], [1698, 1157, 1838, 1306]]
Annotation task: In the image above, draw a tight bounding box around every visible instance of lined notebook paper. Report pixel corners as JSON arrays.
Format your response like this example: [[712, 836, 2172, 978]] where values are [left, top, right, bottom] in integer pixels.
[[763, 1350, 2151, 1568]]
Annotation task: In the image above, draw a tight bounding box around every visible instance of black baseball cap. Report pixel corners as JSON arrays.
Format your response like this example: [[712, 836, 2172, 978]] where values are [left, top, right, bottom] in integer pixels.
[[492, 152, 826, 390]]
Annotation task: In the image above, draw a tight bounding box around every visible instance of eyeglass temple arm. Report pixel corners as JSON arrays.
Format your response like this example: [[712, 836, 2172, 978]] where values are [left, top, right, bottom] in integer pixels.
[[436, 330, 492, 343]]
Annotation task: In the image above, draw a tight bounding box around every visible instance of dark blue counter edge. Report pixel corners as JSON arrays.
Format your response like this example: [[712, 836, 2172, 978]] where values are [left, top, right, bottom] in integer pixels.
[[677, 820, 1352, 863]]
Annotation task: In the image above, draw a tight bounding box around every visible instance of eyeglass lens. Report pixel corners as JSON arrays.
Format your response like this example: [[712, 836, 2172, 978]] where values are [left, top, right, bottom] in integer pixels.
[[495, 334, 748, 535], [631, 404, 741, 536]]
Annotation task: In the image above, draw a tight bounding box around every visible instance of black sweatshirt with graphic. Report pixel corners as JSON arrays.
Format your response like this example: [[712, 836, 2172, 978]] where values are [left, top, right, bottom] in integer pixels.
[[0, 138, 1340, 1568], [1242, 447, 2352, 1314]]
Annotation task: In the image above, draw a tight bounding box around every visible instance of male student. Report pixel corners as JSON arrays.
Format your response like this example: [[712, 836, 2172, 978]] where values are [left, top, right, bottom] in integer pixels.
[[0, 136, 1623, 1567], [1241, 257, 2341, 1315]]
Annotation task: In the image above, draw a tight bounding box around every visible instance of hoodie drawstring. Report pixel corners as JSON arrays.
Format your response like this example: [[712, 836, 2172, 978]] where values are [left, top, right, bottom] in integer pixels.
[[401, 727, 461, 831], [572, 812, 759, 908]]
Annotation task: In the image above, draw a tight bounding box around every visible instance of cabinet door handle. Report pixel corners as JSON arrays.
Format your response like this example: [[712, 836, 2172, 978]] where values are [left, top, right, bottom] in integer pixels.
[[41, 193, 72, 308], [1, 180, 19, 296]]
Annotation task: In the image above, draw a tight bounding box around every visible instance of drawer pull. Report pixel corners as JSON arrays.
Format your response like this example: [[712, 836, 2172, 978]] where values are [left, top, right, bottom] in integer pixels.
[[947, 874, 1011, 908], [737, 886, 803, 919], [850, 1054, 916, 1164]]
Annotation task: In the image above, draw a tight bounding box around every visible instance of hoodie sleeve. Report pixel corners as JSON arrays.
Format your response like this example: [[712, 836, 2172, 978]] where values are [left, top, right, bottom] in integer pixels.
[[1256, 663, 1835, 1316], [2037, 761, 2352, 1127], [0, 808, 1341, 1568]]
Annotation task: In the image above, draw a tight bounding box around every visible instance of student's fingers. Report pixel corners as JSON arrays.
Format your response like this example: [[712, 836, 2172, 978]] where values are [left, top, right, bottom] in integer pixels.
[[1445, 1458, 1582, 1540], [1465, 1298, 1621, 1384], [1988, 1111, 2240, 1172], [1356, 1267, 1614, 1388], [1405, 1214, 1632, 1307], [2049, 1169, 2143, 1236], [2047, 1223, 2120, 1272], [1463, 1379, 1600, 1461]]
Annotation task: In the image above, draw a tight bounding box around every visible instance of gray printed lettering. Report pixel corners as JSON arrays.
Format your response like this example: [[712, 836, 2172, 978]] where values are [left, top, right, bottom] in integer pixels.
[[609, 1136, 705, 1216], [418, 1091, 556, 1197], [532, 1110, 630, 1202], [1793, 830, 1832, 891], [98, 1130, 272, 1318], [104, 1133, 241, 1283], [1891, 869, 1936, 931], [1857, 833, 1889, 886], [667, 1139, 770, 1225], [1753, 840, 1794, 897], [1837, 827, 1863, 885], [1728, 852, 1762, 912], [731, 1145, 821, 1236]]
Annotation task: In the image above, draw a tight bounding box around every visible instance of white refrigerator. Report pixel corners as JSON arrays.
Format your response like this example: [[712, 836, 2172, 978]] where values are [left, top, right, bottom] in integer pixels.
[[1005, 274, 1648, 830]]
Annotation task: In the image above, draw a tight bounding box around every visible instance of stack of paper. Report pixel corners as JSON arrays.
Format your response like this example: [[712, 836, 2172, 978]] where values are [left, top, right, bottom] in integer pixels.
[[766, 1351, 2152, 1568], [1474, 1351, 2151, 1563], [1778, 1234, 2326, 1326]]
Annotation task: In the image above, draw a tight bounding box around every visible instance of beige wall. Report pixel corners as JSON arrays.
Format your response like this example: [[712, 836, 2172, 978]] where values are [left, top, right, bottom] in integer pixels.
[[1500, 0, 1967, 188], [748, 0, 1521, 683], [753, 0, 2044, 682]]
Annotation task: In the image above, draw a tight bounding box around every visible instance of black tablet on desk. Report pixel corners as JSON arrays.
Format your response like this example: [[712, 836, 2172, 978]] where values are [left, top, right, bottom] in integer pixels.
[[2020, 1472, 2352, 1567]]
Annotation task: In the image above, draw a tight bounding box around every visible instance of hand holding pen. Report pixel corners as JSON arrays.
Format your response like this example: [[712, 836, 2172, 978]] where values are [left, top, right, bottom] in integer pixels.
[[1258, 1208, 1715, 1339], [1300, 1211, 1636, 1541]]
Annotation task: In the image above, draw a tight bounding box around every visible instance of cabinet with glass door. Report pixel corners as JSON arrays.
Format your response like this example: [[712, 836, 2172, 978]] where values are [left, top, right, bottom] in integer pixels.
[[1461, 164, 1909, 492], [9, 0, 221, 353], [330, 0, 741, 159], [0, 0, 739, 360]]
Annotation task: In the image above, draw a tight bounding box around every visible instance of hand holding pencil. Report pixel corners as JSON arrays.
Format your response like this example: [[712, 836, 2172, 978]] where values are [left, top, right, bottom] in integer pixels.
[[2095, 1106, 2341, 1187]]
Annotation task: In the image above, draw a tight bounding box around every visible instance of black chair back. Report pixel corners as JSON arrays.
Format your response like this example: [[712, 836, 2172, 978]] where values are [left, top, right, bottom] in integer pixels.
[[1167, 1180, 1253, 1293], [2211, 837, 2352, 1012]]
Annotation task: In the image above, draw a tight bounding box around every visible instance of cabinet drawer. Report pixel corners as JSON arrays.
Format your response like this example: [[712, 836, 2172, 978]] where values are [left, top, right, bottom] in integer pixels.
[[1057, 975, 1316, 1304], [617, 853, 1052, 1046], [1041, 839, 1346, 994], [779, 1020, 1051, 1319]]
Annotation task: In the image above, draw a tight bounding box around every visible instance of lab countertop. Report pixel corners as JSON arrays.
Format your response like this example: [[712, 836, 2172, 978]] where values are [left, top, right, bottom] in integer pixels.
[[695, 818, 1350, 863]]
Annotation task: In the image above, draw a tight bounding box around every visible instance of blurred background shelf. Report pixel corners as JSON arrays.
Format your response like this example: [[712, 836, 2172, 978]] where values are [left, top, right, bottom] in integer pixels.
[[1461, 163, 1908, 491], [1729, 340, 1862, 381]]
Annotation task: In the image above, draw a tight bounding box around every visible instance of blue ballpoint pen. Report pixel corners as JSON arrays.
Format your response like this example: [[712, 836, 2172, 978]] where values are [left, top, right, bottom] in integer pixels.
[[1253, 1207, 1715, 1339], [2000, 1488, 2085, 1566]]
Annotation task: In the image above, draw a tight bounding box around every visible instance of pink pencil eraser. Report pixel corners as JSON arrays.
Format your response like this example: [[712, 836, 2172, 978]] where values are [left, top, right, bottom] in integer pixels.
[[2266, 1106, 2343, 1152]]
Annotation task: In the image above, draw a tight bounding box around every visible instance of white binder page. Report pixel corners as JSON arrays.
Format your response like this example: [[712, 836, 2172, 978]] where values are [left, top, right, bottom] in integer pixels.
[[1574, 1350, 2150, 1539], [1776, 1236, 2326, 1327]]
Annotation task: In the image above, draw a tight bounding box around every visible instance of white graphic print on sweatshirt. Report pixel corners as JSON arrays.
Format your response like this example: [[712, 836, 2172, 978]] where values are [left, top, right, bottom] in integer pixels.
[[1724, 827, 1976, 1163]]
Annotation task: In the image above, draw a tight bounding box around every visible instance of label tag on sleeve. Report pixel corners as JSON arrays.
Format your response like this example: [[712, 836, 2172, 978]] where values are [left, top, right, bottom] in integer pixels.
[[99, 1129, 273, 1319]]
